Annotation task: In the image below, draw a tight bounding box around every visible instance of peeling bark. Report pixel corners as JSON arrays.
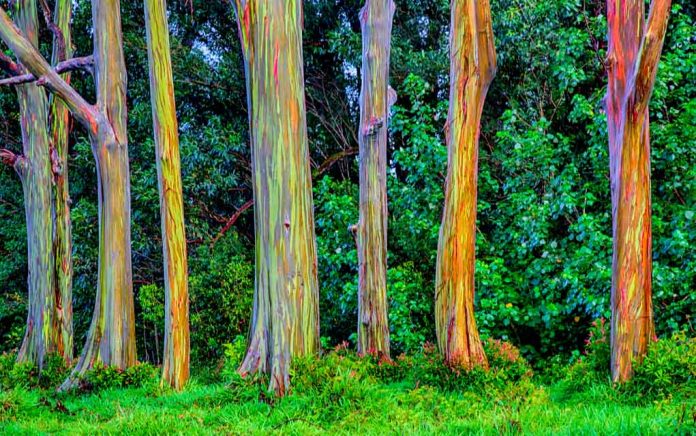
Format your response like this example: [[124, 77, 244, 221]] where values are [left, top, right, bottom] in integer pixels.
[[606, 0, 671, 382], [435, 0, 496, 368], [355, 0, 395, 358], [10, 0, 58, 370], [232, 0, 321, 396], [50, 0, 74, 366], [145, 0, 190, 391]]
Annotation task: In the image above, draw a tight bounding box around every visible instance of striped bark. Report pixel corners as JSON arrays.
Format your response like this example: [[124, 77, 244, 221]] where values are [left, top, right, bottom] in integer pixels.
[[144, 0, 190, 391], [12, 0, 57, 370], [355, 0, 395, 358], [232, 0, 321, 396], [606, 0, 671, 382], [435, 0, 496, 368], [50, 0, 74, 365], [67, 0, 136, 381]]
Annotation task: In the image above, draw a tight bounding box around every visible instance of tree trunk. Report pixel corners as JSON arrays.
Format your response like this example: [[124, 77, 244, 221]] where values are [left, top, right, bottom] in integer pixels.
[[0, 3, 134, 382], [232, 0, 321, 396], [50, 0, 74, 366], [435, 0, 496, 368], [355, 0, 395, 358], [606, 0, 671, 382], [11, 0, 57, 370], [144, 0, 190, 391], [68, 0, 135, 380]]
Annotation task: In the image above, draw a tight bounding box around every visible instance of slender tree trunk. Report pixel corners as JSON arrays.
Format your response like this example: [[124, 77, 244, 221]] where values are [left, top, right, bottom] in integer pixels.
[[435, 0, 496, 368], [50, 0, 74, 365], [68, 0, 135, 380], [10, 0, 57, 370], [144, 0, 190, 391], [232, 0, 321, 396], [355, 0, 395, 358], [606, 0, 671, 382]]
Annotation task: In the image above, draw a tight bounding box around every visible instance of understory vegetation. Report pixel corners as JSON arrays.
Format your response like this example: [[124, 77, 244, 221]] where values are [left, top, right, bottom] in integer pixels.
[[1, 329, 694, 433]]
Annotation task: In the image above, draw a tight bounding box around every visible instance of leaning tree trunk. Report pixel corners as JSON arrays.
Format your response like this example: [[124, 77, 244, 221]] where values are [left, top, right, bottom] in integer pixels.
[[144, 0, 190, 391], [354, 0, 395, 359], [10, 0, 56, 369], [606, 0, 671, 382], [50, 0, 74, 365], [232, 0, 321, 396], [434, 0, 496, 368]]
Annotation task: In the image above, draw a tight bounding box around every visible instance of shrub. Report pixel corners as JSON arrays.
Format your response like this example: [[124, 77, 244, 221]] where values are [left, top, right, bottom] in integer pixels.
[[621, 331, 695, 401], [81, 362, 158, 392]]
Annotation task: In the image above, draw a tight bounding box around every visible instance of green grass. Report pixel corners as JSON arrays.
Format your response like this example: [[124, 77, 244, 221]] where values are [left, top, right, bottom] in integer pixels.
[[1, 379, 693, 435]]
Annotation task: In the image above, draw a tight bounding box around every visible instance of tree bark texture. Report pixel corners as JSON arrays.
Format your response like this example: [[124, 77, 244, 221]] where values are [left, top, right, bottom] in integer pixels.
[[49, 0, 74, 365], [12, 0, 58, 369], [435, 0, 496, 368], [355, 0, 396, 359], [233, 0, 321, 396], [606, 0, 671, 382], [144, 0, 190, 391]]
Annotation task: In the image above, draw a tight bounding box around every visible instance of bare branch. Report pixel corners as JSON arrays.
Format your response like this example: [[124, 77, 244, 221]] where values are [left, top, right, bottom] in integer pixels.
[[39, 0, 66, 63], [211, 199, 254, 247], [0, 7, 99, 134], [0, 51, 23, 75], [634, 0, 672, 110], [0, 56, 94, 85], [0, 55, 92, 86]]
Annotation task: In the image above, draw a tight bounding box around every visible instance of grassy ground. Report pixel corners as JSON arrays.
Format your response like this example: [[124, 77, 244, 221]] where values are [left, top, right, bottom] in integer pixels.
[[1, 379, 693, 435]]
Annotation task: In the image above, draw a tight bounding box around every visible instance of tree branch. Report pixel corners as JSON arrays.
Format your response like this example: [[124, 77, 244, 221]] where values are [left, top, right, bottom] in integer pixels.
[[0, 7, 99, 134], [0, 148, 27, 176], [634, 0, 672, 110], [211, 199, 254, 247], [0, 55, 92, 86], [0, 51, 23, 75]]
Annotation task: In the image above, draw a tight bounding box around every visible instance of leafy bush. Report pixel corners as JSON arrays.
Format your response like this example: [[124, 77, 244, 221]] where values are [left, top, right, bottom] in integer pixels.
[[0, 353, 68, 390], [562, 320, 694, 402], [410, 340, 533, 394], [81, 362, 159, 392], [621, 331, 695, 401]]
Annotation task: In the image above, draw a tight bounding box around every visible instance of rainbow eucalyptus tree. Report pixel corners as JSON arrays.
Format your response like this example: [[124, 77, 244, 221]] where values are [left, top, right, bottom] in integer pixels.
[[144, 0, 190, 391], [435, 0, 496, 368], [605, 0, 671, 382], [50, 0, 75, 365], [232, 0, 321, 395], [0, 0, 135, 389], [354, 0, 395, 358], [0, 0, 58, 369]]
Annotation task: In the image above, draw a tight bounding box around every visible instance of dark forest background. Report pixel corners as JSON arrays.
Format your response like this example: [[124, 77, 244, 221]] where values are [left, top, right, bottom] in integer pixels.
[[1, 0, 693, 367]]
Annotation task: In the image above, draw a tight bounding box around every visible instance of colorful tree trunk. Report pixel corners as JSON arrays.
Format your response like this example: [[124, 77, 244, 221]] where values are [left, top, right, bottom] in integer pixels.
[[69, 0, 136, 381], [10, 0, 57, 369], [435, 0, 496, 368], [144, 0, 190, 391], [232, 0, 321, 396], [355, 0, 395, 358], [0, 0, 136, 388], [606, 0, 671, 382], [50, 0, 74, 365]]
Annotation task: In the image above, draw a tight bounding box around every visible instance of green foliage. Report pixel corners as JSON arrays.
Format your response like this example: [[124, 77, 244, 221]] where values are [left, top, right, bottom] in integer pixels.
[[621, 332, 695, 401], [0, 353, 69, 390], [188, 234, 254, 363], [80, 362, 159, 392], [562, 322, 695, 403]]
